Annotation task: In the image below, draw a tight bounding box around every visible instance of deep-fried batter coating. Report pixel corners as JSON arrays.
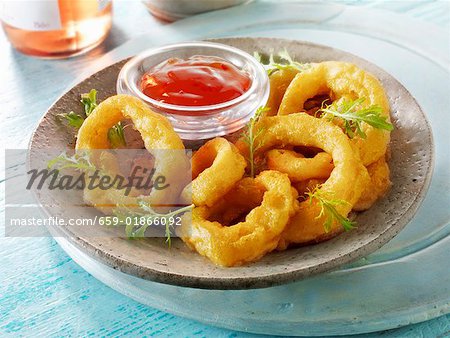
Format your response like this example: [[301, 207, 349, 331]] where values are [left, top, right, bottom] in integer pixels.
[[76, 94, 189, 213], [265, 68, 300, 116], [179, 171, 298, 266], [353, 156, 391, 211], [180, 137, 247, 207], [266, 149, 334, 181], [254, 113, 369, 248], [278, 61, 391, 165]]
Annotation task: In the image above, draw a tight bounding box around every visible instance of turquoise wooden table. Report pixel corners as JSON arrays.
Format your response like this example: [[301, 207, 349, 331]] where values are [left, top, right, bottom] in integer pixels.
[[1, 1, 449, 336]]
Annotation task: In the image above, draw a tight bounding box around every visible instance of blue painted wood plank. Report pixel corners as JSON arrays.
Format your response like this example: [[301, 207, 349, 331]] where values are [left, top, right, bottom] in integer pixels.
[[1, 236, 448, 337]]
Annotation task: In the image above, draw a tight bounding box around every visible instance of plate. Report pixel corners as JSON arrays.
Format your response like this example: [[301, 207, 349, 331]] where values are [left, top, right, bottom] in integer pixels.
[[29, 37, 433, 289]]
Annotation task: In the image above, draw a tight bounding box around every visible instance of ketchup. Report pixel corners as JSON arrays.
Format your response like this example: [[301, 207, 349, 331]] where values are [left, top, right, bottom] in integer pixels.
[[140, 56, 251, 106]]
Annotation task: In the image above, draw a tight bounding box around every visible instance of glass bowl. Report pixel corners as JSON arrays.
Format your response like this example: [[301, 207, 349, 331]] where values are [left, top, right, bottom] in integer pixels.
[[116, 41, 269, 141]]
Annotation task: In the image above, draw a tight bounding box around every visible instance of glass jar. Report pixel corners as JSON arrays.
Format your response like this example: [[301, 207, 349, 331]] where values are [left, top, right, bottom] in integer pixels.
[[117, 41, 270, 141], [0, 0, 112, 58], [142, 0, 251, 22]]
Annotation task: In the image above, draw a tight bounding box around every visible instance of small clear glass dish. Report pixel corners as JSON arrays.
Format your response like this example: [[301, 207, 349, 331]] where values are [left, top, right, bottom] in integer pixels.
[[116, 41, 269, 141]]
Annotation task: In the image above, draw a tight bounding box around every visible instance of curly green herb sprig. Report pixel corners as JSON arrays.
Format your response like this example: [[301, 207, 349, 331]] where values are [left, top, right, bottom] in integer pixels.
[[62, 111, 85, 129], [254, 49, 310, 76], [107, 122, 126, 148], [58, 89, 98, 128], [58, 89, 126, 147], [319, 97, 393, 139], [47, 151, 96, 172], [80, 89, 98, 116], [242, 106, 269, 178], [113, 202, 194, 247], [305, 186, 356, 232]]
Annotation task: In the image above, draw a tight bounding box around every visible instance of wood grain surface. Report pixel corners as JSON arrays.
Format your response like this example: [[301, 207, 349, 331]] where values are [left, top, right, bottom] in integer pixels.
[[1, 0, 449, 337]]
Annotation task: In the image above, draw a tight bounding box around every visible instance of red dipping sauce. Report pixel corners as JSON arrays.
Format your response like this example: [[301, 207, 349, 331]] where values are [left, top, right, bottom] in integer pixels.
[[140, 55, 251, 107]]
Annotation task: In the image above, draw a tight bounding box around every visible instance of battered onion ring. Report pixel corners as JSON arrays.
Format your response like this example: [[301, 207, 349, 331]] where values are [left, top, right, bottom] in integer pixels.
[[178, 171, 298, 267], [180, 137, 246, 207], [353, 156, 391, 211], [278, 61, 391, 165], [254, 113, 369, 249], [266, 149, 334, 182], [207, 177, 266, 226], [265, 68, 300, 116], [75, 94, 189, 213]]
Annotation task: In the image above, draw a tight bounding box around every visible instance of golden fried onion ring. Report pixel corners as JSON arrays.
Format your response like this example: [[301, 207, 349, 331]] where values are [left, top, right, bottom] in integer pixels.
[[255, 113, 369, 249], [266, 149, 334, 182], [278, 61, 391, 165], [181, 137, 246, 207], [179, 171, 298, 267], [205, 177, 266, 226], [265, 68, 300, 116], [353, 156, 391, 211], [75, 94, 189, 212]]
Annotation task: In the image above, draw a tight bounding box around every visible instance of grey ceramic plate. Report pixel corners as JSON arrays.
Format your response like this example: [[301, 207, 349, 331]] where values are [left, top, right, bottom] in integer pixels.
[[29, 37, 434, 289]]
